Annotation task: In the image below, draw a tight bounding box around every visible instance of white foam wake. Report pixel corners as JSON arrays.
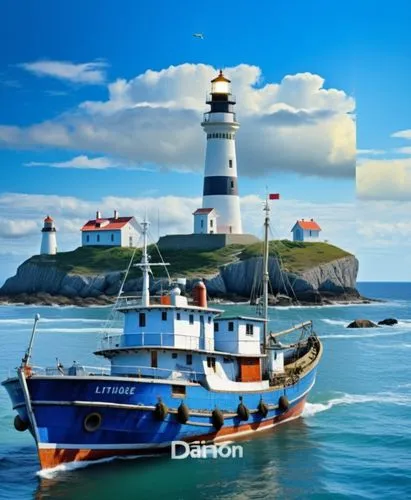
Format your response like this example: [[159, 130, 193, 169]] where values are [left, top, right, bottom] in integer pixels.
[[320, 329, 410, 340], [36, 454, 158, 479], [303, 392, 411, 417]]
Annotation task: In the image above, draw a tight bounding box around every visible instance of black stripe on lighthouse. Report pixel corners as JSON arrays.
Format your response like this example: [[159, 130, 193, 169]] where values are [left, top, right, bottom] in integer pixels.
[[203, 176, 238, 196]]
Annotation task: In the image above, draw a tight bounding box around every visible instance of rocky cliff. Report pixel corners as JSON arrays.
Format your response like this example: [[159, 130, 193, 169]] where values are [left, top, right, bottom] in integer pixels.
[[0, 245, 362, 306]]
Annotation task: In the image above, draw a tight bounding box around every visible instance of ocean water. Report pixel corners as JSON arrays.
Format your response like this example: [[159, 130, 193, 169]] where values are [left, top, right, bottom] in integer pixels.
[[0, 282, 410, 499]]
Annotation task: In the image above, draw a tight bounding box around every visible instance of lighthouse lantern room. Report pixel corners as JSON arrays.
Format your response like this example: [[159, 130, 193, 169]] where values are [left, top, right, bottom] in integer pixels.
[[40, 215, 57, 255], [200, 70, 243, 234]]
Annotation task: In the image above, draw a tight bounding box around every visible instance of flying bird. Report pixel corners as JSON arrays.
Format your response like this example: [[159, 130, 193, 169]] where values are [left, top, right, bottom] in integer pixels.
[[193, 33, 204, 39]]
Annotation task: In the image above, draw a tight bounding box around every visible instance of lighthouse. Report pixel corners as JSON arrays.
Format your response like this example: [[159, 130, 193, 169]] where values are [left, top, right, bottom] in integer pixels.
[[40, 215, 57, 255], [201, 70, 242, 234]]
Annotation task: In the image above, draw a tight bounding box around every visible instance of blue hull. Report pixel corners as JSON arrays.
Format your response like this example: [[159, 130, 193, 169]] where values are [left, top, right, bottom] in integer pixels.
[[2, 366, 317, 469]]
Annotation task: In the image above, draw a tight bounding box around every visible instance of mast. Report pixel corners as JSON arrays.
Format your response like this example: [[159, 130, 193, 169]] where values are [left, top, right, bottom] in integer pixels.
[[140, 219, 150, 307], [262, 196, 270, 351]]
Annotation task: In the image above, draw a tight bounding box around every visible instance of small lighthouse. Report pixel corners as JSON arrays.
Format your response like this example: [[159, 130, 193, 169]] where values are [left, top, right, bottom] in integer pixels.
[[201, 70, 242, 234], [40, 215, 57, 255]]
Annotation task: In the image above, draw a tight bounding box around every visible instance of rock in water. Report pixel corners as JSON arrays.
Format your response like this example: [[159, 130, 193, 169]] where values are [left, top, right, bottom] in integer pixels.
[[378, 318, 398, 326], [346, 319, 379, 328]]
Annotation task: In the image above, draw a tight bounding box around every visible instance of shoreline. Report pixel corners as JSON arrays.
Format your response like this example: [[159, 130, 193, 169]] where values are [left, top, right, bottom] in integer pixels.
[[0, 292, 383, 308]]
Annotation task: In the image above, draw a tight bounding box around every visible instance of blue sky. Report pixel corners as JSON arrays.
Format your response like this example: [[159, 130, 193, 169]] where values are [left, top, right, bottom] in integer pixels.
[[0, 0, 410, 283]]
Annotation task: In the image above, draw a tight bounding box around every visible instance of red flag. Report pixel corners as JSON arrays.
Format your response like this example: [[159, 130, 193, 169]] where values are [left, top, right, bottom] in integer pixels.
[[269, 193, 280, 200]]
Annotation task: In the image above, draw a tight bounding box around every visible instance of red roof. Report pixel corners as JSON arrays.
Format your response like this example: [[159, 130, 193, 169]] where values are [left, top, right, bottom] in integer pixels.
[[81, 216, 134, 232], [295, 219, 321, 231], [193, 208, 215, 215], [44, 215, 53, 223]]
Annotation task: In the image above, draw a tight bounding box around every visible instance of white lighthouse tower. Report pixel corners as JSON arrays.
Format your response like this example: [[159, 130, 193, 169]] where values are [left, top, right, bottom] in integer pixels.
[[40, 215, 57, 255], [201, 70, 242, 234]]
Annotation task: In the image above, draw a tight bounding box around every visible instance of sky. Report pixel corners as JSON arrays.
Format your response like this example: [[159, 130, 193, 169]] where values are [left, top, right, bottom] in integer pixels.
[[0, 0, 410, 284]]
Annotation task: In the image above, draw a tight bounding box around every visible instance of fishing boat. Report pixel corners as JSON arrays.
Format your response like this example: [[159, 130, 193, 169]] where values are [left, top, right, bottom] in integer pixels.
[[2, 198, 323, 470]]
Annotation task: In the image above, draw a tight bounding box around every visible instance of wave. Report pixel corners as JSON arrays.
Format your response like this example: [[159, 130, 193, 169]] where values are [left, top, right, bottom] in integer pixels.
[[321, 319, 347, 326], [303, 392, 411, 417], [274, 300, 406, 311], [36, 454, 158, 479], [320, 329, 410, 340], [0, 318, 105, 325]]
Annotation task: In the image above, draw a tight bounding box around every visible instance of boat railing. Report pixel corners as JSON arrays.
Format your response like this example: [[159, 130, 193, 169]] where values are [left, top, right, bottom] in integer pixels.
[[99, 332, 214, 351], [26, 364, 202, 382]]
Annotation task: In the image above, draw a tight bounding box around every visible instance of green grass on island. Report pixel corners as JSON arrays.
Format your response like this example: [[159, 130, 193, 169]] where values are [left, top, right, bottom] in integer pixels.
[[28, 240, 352, 278]]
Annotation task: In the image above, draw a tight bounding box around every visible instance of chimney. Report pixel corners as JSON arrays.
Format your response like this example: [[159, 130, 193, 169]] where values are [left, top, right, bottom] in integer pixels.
[[310, 218, 314, 221], [114, 210, 119, 219], [96, 211, 101, 220]]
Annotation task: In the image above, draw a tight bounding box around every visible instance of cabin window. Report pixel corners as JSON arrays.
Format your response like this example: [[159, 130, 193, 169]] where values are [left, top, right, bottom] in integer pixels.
[[111, 233, 114, 242], [208, 316, 212, 324], [186, 354, 192, 365], [97, 234, 100, 242], [172, 352, 178, 359], [207, 357, 216, 371], [229, 159, 233, 168], [172, 385, 186, 398], [246, 324, 254, 336], [139, 313, 146, 327], [214, 322, 219, 332], [151, 351, 158, 368], [223, 357, 232, 363], [162, 311, 167, 321], [177, 312, 181, 320], [228, 321, 234, 332], [86, 235, 90, 242], [189, 314, 194, 325]]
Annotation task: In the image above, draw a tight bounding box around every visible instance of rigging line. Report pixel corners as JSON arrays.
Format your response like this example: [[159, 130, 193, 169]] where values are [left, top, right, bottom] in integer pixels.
[[147, 229, 171, 285]]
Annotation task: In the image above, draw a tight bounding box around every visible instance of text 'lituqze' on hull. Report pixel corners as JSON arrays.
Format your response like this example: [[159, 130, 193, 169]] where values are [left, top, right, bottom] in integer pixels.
[[1, 74, 322, 471]]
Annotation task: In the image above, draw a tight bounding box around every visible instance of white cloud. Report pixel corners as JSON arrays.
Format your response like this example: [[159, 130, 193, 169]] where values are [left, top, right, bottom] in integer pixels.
[[0, 63, 355, 178], [357, 158, 411, 201], [395, 146, 411, 155], [19, 60, 107, 84], [357, 149, 385, 156], [391, 129, 411, 140], [24, 155, 154, 170]]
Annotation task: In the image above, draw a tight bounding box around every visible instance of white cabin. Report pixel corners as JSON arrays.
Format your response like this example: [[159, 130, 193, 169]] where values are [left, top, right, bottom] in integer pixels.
[[291, 219, 321, 242], [81, 211, 140, 247], [193, 208, 217, 234]]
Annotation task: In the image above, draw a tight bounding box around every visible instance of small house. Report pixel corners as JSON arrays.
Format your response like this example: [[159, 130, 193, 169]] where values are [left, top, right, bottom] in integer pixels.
[[291, 219, 321, 242], [81, 210, 140, 247], [193, 208, 217, 234]]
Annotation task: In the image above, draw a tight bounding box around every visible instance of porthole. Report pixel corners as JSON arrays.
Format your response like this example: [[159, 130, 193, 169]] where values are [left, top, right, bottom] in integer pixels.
[[84, 412, 102, 432]]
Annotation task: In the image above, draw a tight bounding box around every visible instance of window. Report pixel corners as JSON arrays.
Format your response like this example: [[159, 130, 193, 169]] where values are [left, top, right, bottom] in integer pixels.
[[230, 180, 234, 188], [172, 385, 186, 397], [86, 235, 90, 242], [309, 230, 312, 236], [207, 357, 216, 370], [229, 226, 232, 234], [208, 316, 212, 324], [223, 357, 232, 363], [186, 354, 192, 365], [246, 324, 254, 336], [111, 233, 114, 242], [214, 322, 219, 332], [172, 352, 178, 359], [210, 219, 213, 228], [139, 313, 146, 327], [97, 234, 100, 242], [162, 311, 167, 321], [229, 159, 233, 168], [200, 219, 204, 228], [177, 312, 181, 320], [151, 351, 157, 368], [129, 236, 133, 247], [189, 314, 194, 325], [228, 321, 234, 332]]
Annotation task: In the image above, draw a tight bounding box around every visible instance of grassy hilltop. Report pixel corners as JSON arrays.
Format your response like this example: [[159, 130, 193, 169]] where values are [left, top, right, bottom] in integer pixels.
[[28, 240, 352, 278]]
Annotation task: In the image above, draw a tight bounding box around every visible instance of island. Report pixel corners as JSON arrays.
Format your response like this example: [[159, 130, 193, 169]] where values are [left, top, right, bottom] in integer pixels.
[[0, 240, 368, 307]]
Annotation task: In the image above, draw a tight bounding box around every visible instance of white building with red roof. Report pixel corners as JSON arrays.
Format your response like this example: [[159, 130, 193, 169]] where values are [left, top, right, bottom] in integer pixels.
[[193, 208, 217, 234], [81, 210, 140, 247], [291, 219, 322, 242]]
